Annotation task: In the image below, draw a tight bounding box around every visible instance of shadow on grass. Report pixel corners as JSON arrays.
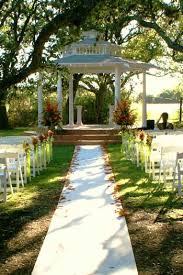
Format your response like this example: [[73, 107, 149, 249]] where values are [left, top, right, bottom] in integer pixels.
[[108, 144, 182, 212], [0, 145, 75, 274], [108, 144, 183, 275]]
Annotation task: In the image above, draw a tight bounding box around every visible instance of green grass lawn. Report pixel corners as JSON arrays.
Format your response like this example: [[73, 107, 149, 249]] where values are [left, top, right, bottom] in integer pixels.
[[108, 144, 183, 275], [0, 128, 36, 137], [0, 145, 75, 274], [108, 144, 182, 212]]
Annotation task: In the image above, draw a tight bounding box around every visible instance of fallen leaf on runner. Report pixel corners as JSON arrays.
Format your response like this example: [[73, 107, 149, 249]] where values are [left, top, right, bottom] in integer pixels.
[[64, 179, 70, 187], [115, 202, 122, 207], [115, 209, 128, 217], [118, 195, 123, 202], [114, 197, 122, 203], [67, 185, 75, 190], [60, 178, 66, 184], [59, 196, 66, 201], [52, 195, 60, 201], [113, 184, 121, 192], [108, 175, 115, 181]]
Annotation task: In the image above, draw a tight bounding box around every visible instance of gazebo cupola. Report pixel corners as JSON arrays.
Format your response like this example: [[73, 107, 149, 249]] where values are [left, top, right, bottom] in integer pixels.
[[63, 30, 122, 57]]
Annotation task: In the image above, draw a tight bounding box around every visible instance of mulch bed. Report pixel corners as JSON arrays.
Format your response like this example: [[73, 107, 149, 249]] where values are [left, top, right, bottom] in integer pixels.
[[0, 200, 58, 274], [126, 208, 183, 275]]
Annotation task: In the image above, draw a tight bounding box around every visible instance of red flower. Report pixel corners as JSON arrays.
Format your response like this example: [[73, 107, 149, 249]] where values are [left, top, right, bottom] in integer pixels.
[[48, 130, 54, 137], [43, 100, 62, 126], [139, 131, 145, 141], [113, 99, 136, 127], [32, 136, 39, 147], [39, 134, 45, 143]]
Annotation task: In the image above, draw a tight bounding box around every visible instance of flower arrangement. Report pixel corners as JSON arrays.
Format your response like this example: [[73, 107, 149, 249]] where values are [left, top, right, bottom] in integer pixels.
[[32, 136, 39, 147], [113, 99, 136, 128], [48, 130, 54, 137], [39, 134, 46, 143], [23, 142, 30, 152], [136, 130, 145, 142], [135, 130, 153, 147], [43, 100, 62, 128]]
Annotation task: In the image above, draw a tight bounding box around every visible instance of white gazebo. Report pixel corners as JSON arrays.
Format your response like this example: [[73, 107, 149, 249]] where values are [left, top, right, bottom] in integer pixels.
[[38, 30, 158, 128]]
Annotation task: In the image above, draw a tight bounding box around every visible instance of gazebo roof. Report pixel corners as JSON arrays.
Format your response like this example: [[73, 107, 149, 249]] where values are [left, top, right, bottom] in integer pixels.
[[55, 30, 159, 74]]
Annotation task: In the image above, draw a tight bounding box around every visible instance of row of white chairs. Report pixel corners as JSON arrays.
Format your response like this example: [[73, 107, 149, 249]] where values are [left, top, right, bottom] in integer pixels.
[[122, 132, 183, 196], [0, 136, 53, 202]]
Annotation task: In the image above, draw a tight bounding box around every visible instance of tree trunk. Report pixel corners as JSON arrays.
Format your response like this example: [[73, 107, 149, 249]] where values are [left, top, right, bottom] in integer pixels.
[[95, 86, 106, 124], [0, 102, 9, 129], [65, 74, 83, 123], [95, 92, 104, 124]]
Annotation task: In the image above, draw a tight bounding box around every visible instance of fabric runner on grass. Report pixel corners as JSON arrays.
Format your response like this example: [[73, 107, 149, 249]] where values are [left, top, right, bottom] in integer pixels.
[[32, 145, 138, 275]]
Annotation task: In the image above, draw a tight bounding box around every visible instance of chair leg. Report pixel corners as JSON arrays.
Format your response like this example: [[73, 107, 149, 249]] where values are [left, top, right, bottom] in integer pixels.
[[19, 168, 24, 188], [16, 169, 20, 191], [152, 161, 155, 180], [159, 161, 162, 183], [163, 168, 167, 184], [172, 169, 176, 191], [32, 157, 36, 177], [24, 162, 27, 184], [7, 171, 14, 194], [177, 173, 183, 196], [2, 175, 7, 202]]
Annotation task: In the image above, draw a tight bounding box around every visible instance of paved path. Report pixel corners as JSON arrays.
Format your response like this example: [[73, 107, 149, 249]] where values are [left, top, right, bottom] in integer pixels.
[[32, 145, 138, 275]]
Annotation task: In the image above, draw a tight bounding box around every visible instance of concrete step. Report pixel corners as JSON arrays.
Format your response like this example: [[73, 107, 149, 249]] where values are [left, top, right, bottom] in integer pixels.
[[61, 129, 120, 135], [54, 134, 121, 141], [54, 139, 121, 145]]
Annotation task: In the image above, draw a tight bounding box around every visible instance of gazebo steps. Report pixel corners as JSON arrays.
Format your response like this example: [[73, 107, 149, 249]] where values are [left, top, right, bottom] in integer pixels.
[[54, 139, 120, 145], [54, 134, 121, 141], [53, 128, 121, 145], [60, 129, 120, 135]]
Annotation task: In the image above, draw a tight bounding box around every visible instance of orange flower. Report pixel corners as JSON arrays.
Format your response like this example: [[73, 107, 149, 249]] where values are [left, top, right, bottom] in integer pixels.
[[32, 136, 39, 146], [48, 130, 54, 137], [39, 134, 45, 143], [43, 100, 62, 126], [113, 99, 136, 126]]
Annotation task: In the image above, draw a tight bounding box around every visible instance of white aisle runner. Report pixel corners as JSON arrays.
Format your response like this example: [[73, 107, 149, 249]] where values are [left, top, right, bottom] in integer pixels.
[[32, 145, 138, 275]]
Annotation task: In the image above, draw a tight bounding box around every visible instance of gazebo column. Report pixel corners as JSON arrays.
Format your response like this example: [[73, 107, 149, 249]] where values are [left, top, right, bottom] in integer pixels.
[[142, 71, 147, 128], [115, 67, 121, 109], [69, 73, 74, 126], [57, 71, 62, 118], [38, 72, 43, 128]]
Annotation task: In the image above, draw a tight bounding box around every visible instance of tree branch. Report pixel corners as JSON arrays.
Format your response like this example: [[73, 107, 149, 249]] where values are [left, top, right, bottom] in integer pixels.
[[131, 15, 183, 52], [0, 0, 100, 90]]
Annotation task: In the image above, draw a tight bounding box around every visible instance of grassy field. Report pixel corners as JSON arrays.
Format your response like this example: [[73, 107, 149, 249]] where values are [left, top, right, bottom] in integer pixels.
[[0, 128, 36, 137], [0, 145, 75, 274], [133, 103, 179, 127], [108, 144, 183, 275]]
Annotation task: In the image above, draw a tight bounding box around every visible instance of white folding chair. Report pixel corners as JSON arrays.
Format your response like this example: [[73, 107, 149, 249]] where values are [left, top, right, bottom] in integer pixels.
[[173, 152, 183, 196], [148, 143, 162, 180], [2, 152, 24, 192], [0, 163, 7, 202], [0, 153, 14, 195], [159, 146, 180, 184]]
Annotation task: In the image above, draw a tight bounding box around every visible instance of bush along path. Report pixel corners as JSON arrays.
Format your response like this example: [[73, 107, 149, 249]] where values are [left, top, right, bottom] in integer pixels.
[[0, 145, 75, 275], [33, 145, 138, 275]]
